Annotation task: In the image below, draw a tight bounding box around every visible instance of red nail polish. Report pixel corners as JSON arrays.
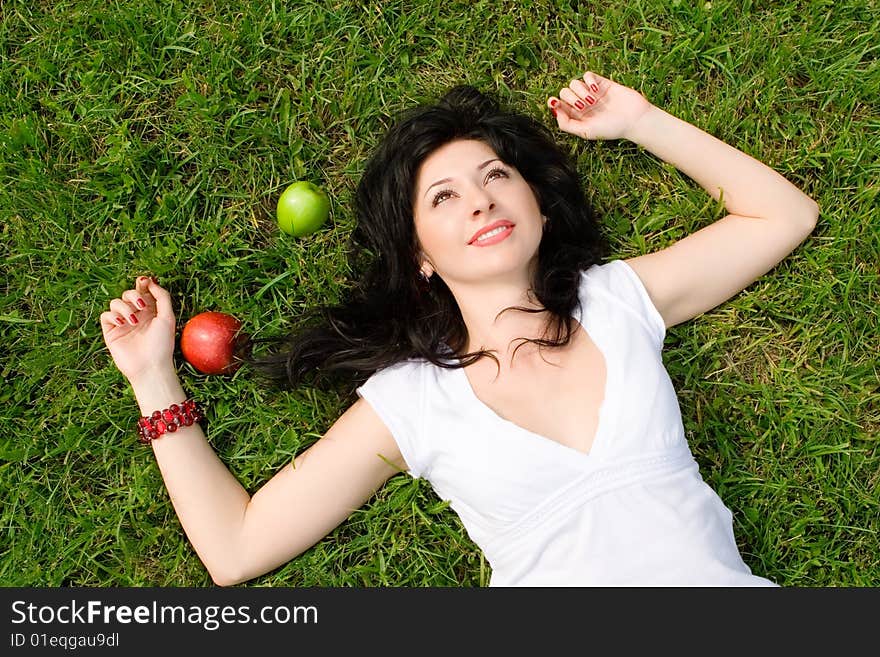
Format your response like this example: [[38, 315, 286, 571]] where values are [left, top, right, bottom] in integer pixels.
[[136, 298, 146, 308], [116, 317, 125, 326], [586, 96, 595, 104], [591, 83, 599, 92], [575, 100, 585, 110], [550, 98, 558, 108], [130, 314, 139, 324]]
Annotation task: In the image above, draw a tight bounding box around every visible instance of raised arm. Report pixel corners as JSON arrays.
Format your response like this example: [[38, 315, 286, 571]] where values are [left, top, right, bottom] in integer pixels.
[[549, 72, 820, 329], [101, 278, 404, 586]]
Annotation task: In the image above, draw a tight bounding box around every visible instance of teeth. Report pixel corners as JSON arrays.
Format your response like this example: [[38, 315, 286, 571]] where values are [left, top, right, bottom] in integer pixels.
[[476, 226, 509, 242]]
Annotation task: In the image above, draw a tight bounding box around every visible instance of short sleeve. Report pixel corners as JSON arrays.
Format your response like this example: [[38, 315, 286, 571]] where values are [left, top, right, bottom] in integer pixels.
[[585, 259, 667, 351], [355, 359, 426, 478]]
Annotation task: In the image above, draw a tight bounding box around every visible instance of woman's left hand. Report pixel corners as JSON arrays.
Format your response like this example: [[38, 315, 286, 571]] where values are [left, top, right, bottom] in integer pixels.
[[547, 71, 655, 141]]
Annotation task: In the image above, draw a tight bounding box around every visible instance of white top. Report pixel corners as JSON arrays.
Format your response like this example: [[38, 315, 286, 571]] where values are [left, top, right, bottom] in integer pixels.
[[357, 259, 776, 586]]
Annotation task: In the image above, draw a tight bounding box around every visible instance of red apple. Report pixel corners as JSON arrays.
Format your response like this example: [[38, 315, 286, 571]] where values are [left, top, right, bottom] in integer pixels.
[[180, 311, 249, 375]]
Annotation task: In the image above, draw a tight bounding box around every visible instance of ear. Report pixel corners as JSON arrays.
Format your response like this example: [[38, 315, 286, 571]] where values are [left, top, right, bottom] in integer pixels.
[[418, 251, 434, 277]]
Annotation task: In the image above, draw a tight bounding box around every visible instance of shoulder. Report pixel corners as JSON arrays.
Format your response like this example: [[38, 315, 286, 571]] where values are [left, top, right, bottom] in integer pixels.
[[355, 357, 433, 479], [360, 357, 430, 389], [580, 258, 636, 288], [580, 259, 667, 350]]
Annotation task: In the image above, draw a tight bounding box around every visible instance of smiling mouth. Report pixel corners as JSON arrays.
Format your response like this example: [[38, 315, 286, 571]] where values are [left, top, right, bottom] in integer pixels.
[[471, 225, 514, 245]]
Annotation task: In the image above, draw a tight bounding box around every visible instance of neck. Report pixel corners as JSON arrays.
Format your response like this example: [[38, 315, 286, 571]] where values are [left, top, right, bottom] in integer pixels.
[[454, 285, 550, 358]]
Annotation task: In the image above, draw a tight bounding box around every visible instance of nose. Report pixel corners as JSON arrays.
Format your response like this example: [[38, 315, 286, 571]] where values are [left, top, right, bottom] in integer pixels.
[[470, 186, 495, 216]]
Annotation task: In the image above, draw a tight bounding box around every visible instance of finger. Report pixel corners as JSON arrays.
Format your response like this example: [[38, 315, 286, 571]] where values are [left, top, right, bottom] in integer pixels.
[[559, 87, 587, 114], [110, 298, 141, 325], [581, 71, 605, 97], [122, 288, 151, 312], [143, 277, 174, 321], [569, 78, 600, 107], [546, 99, 585, 137], [135, 276, 158, 301], [113, 293, 140, 315], [100, 310, 127, 335], [568, 77, 591, 98]]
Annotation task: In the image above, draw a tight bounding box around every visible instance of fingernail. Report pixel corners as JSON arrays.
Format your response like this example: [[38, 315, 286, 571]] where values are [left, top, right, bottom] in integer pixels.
[[136, 298, 146, 308], [550, 98, 558, 108], [574, 100, 585, 110], [116, 317, 125, 326], [129, 314, 139, 324], [591, 83, 599, 92], [586, 96, 595, 104]]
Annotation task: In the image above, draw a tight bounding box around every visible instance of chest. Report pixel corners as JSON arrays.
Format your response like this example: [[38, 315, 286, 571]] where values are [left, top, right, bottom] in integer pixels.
[[463, 324, 607, 455]]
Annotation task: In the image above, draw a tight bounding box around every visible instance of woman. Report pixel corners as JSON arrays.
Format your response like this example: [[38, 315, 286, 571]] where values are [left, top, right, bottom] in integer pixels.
[[100, 71, 819, 586]]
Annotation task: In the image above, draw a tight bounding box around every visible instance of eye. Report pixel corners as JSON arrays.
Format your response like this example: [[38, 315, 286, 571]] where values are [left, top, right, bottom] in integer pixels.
[[431, 188, 455, 207], [485, 166, 509, 182]]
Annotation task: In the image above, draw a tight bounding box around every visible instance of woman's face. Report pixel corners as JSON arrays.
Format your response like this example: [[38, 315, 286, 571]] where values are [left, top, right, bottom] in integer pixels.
[[412, 139, 544, 286]]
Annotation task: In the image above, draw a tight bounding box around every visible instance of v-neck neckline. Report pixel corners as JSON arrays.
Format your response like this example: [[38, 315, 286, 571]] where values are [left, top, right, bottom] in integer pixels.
[[451, 291, 615, 460]]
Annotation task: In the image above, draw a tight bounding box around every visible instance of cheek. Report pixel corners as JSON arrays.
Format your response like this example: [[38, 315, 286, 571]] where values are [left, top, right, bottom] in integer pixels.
[[414, 220, 445, 260], [418, 215, 457, 246], [413, 218, 432, 245], [521, 185, 542, 213]]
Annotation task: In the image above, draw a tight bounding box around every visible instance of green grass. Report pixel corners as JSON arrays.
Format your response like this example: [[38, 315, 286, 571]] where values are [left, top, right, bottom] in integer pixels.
[[1, 0, 877, 586]]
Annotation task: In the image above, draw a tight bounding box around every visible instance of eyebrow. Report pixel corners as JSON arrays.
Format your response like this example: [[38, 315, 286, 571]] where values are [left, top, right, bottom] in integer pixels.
[[423, 158, 502, 199]]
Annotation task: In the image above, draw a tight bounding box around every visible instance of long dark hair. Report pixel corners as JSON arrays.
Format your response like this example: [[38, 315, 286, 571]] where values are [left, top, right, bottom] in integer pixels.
[[241, 85, 610, 402]]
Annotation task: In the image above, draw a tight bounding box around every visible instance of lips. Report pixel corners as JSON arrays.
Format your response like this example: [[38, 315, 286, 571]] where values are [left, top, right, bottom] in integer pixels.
[[469, 220, 515, 244]]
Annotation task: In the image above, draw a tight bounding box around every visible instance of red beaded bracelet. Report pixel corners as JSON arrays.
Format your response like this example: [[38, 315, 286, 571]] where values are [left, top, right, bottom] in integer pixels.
[[137, 398, 204, 444]]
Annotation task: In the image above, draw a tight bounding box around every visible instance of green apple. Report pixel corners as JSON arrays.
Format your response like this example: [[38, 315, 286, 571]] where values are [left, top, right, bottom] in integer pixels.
[[276, 181, 330, 237]]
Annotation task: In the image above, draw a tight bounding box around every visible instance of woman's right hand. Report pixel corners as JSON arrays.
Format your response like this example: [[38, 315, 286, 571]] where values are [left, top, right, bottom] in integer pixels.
[[100, 276, 178, 384], [547, 71, 654, 142]]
